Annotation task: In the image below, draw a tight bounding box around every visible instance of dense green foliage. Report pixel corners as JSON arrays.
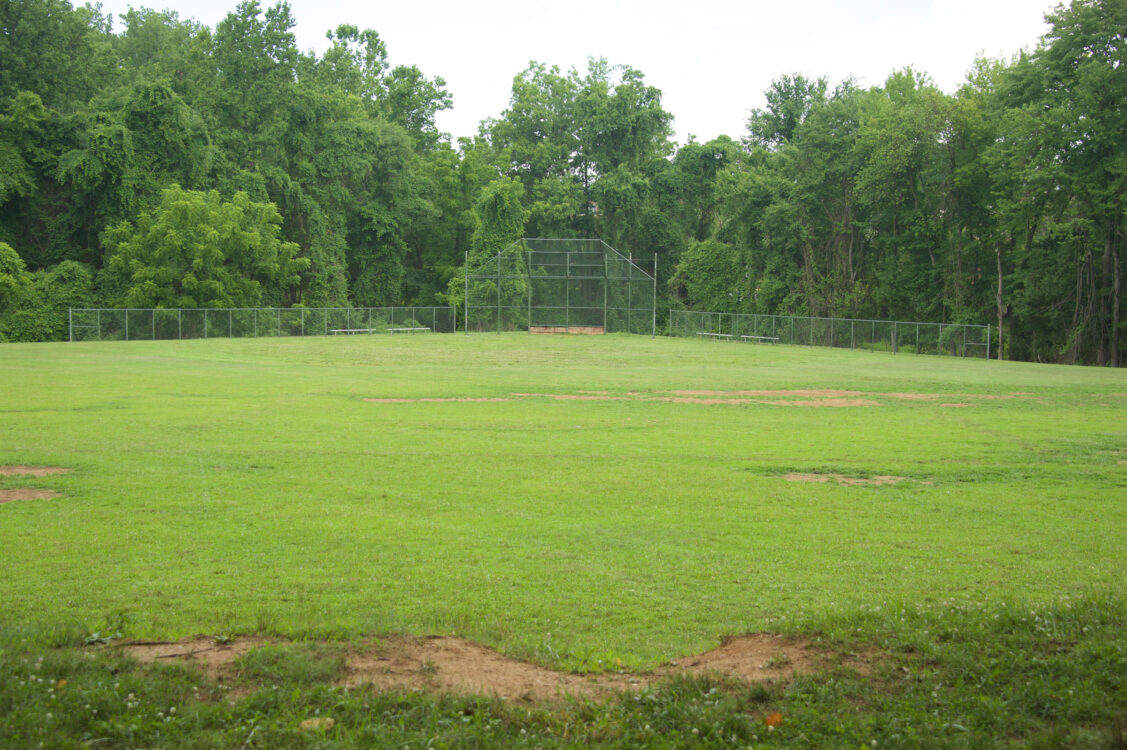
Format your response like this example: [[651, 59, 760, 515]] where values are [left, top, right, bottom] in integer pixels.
[[105, 184, 307, 308], [0, 0, 1123, 363]]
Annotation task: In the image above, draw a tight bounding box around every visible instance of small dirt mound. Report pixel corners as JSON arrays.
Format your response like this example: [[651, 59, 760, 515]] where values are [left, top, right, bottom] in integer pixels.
[[0, 466, 71, 477], [657, 634, 813, 682], [0, 489, 60, 504], [119, 633, 846, 702]]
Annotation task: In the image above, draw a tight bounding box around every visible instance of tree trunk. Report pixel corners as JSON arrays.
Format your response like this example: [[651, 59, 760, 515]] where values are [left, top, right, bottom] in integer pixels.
[[1113, 237, 1121, 367], [996, 245, 1004, 361]]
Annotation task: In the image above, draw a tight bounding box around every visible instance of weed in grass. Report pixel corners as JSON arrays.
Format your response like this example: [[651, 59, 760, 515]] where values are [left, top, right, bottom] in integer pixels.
[[234, 643, 347, 688]]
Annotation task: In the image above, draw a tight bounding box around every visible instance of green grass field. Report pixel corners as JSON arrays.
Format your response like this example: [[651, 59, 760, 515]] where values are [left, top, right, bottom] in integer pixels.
[[2, 334, 1125, 747]]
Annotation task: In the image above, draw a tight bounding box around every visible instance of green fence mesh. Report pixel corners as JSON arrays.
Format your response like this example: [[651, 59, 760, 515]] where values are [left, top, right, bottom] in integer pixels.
[[69, 307, 455, 341], [465, 239, 655, 334], [668, 310, 991, 358]]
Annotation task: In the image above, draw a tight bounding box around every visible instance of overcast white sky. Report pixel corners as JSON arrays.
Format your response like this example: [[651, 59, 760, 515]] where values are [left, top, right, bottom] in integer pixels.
[[94, 0, 1061, 145]]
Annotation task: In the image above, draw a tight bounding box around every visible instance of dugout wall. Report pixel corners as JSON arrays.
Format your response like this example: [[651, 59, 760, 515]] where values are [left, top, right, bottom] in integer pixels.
[[464, 238, 655, 335]]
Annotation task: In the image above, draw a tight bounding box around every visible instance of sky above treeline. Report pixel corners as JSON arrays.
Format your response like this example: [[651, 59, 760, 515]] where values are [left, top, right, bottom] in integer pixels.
[[93, 0, 1060, 144]]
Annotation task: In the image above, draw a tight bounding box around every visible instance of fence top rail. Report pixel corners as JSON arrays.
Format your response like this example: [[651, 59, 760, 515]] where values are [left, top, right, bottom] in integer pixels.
[[490, 238, 657, 282], [673, 310, 988, 330]]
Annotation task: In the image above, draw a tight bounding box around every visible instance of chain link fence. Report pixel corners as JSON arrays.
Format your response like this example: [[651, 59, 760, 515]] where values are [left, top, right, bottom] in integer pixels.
[[69, 307, 456, 341], [669, 310, 991, 358], [466, 239, 656, 334]]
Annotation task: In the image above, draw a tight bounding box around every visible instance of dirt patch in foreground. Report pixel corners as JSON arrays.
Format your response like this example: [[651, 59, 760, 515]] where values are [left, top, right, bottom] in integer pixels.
[[0, 465, 71, 477], [0, 489, 60, 503], [121, 633, 848, 702]]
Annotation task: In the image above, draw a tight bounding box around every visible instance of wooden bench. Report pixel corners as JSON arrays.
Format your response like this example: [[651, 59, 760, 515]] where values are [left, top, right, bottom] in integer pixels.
[[697, 331, 733, 339], [329, 327, 431, 335], [740, 335, 780, 344]]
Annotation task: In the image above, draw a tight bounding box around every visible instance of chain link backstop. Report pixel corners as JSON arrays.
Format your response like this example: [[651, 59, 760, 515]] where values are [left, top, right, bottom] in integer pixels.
[[465, 239, 655, 335]]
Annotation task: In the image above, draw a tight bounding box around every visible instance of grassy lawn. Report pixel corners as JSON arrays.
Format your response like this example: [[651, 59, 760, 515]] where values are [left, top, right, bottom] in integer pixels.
[[1, 333, 1125, 746]]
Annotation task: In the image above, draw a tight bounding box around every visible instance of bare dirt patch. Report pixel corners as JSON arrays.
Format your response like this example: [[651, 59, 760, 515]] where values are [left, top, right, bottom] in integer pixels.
[[362, 388, 1030, 409], [0, 489, 60, 504], [885, 392, 1028, 402], [0, 465, 71, 477], [769, 398, 880, 407], [121, 638, 271, 681], [363, 397, 511, 403], [668, 389, 865, 398], [657, 634, 816, 681], [514, 393, 632, 402], [120, 633, 845, 702], [783, 473, 919, 487], [884, 393, 942, 401], [658, 397, 880, 407]]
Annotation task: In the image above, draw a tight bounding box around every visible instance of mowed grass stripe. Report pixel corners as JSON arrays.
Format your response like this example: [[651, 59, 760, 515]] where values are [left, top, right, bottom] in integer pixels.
[[0, 335, 1124, 667]]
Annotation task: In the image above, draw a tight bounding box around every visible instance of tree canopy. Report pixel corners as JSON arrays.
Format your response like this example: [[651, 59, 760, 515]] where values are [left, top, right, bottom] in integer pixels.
[[0, 0, 1122, 365]]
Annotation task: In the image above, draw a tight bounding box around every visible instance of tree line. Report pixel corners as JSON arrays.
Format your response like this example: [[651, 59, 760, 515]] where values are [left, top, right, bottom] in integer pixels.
[[0, 0, 1123, 364]]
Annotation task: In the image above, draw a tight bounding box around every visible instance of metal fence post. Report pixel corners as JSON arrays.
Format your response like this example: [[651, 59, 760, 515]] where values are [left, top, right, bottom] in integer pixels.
[[178, 309, 182, 340], [986, 324, 991, 360], [602, 251, 608, 332], [564, 251, 569, 329], [652, 256, 657, 338], [68, 308, 73, 342], [125, 309, 129, 341]]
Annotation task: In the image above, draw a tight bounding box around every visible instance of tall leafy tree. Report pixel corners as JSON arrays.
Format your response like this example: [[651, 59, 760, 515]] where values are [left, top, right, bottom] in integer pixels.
[[105, 184, 307, 308]]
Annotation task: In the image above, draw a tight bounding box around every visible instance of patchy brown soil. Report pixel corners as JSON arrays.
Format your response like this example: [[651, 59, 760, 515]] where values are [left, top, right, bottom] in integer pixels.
[[783, 473, 924, 487], [512, 393, 633, 402], [119, 633, 852, 702], [362, 397, 511, 403], [0, 489, 60, 503], [884, 393, 942, 401], [0, 465, 71, 477], [668, 389, 865, 398], [361, 389, 1033, 409]]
